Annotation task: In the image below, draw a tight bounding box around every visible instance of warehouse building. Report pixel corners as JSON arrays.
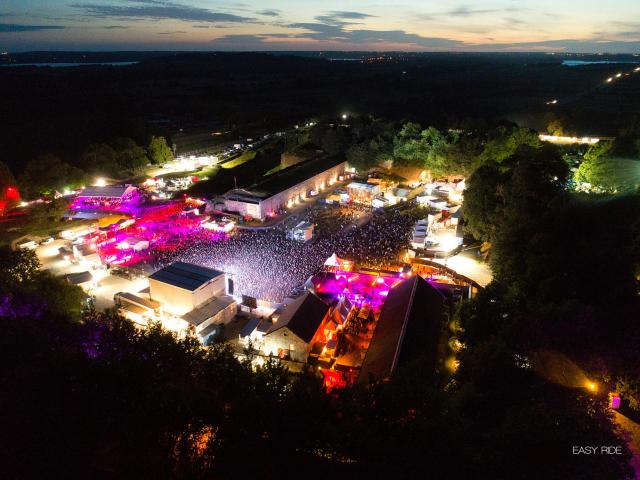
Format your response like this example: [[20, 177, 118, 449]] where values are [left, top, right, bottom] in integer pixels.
[[77, 185, 138, 201], [182, 295, 237, 336], [358, 275, 446, 383], [148, 261, 227, 316], [224, 157, 348, 221], [262, 291, 331, 362]]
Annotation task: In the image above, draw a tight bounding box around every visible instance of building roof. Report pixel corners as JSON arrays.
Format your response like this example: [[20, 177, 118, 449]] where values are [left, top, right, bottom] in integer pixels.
[[149, 261, 225, 291], [240, 317, 261, 338], [77, 185, 134, 199], [121, 303, 147, 316], [256, 319, 274, 334], [335, 296, 353, 324], [198, 322, 221, 340], [294, 221, 314, 230], [116, 292, 160, 310], [359, 275, 445, 383], [182, 295, 236, 327], [347, 182, 378, 190], [226, 156, 346, 202], [266, 291, 329, 343], [64, 210, 114, 220]]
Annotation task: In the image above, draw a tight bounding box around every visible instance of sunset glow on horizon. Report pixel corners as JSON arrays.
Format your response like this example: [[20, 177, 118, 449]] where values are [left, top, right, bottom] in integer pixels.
[[1, 0, 640, 52]]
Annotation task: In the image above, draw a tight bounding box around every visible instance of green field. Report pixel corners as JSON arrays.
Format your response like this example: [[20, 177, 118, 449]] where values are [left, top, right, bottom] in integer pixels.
[[220, 150, 257, 169]]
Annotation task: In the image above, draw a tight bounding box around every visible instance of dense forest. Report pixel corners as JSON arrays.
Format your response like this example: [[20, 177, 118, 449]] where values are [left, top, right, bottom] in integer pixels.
[[0, 244, 634, 479]]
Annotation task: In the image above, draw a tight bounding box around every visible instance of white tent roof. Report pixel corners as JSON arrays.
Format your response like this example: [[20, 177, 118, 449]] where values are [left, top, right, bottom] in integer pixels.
[[324, 253, 343, 267]]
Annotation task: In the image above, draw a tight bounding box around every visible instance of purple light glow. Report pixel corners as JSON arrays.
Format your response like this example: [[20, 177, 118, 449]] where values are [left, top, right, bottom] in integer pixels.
[[313, 270, 402, 313], [90, 200, 227, 266]]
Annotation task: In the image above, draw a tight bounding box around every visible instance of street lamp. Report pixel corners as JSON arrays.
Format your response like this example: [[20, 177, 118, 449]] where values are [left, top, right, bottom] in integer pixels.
[[341, 113, 348, 120]]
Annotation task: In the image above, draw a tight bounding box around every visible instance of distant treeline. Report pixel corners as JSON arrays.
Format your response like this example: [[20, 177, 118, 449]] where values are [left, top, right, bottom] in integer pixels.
[[2, 51, 631, 175]]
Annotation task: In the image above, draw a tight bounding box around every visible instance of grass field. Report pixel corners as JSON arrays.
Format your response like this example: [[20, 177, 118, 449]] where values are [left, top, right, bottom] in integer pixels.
[[263, 164, 283, 176], [220, 150, 257, 169]]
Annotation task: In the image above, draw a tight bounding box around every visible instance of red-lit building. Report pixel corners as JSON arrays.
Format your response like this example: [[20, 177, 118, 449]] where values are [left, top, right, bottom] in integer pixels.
[[0, 185, 20, 214]]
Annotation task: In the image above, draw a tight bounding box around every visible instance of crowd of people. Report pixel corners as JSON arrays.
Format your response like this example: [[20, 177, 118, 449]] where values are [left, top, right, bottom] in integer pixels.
[[155, 204, 420, 303]]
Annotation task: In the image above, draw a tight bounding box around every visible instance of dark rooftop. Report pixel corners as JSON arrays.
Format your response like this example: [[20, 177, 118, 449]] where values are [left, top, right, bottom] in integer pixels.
[[182, 296, 236, 327], [267, 291, 329, 343], [226, 156, 346, 202], [359, 275, 445, 383], [149, 261, 225, 291], [240, 317, 261, 338], [77, 185, 135, 198]]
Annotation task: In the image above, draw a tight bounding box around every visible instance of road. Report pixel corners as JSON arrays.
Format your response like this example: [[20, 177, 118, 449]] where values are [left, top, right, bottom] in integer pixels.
[[36, 239, 149, 311]]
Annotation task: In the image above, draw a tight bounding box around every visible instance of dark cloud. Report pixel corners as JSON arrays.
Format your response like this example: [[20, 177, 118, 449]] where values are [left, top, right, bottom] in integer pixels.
[[0, 23, 66, 32], [103, 25, 129, 29], [348, 29, 463, 48], [617, 31, 640, 38], [448, 6, 499, 17], [283, 18, 461, 48], [258, 9, 280, 17], [211, 27, 464, 50], [502, 17, 526, 27], [469, 38, 640, 53], [315, 11, 375, 26], [71, 2, 253, 24], [158, 30, 187, 35], [288, 22, 348, 39], [128, 0, 170, 4], [209, 27, 640, 54]]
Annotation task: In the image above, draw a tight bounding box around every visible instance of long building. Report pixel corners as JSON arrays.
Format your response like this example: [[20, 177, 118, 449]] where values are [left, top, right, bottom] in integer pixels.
[[262, 291, 331, 362], [224, 156, 347, 220], [148, 261, 227, 316], [358, 275, 446, 383]]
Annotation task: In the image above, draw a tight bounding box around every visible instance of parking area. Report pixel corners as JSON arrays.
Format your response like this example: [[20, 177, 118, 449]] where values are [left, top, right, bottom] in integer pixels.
[[36, 238, 150, 311]]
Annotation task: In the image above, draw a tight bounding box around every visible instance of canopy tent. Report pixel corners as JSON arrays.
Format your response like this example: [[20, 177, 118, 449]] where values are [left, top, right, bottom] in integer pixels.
[[324, 253, 342, 268]]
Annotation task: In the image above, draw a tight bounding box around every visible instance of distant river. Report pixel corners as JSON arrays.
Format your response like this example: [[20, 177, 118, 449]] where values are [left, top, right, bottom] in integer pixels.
[[0, 61, 139, 68], [562, 60, 639, 67]]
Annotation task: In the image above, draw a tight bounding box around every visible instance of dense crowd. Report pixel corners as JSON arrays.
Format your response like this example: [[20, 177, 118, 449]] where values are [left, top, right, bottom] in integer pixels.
[[156, 205, 419, 303]]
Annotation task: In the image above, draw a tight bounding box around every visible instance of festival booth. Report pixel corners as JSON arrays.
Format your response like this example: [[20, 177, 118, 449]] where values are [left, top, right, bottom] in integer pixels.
[[323, 253, 353, 272]]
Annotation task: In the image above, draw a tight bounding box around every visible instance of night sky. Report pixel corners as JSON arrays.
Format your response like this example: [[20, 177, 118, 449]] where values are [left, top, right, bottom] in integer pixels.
[[1, 0, 640, 52]]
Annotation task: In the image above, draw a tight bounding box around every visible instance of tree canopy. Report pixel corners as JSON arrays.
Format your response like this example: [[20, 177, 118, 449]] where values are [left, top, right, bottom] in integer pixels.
[[18, 154, 88, 199], [478, 126, 542, 166], [388, 123, 488, 178], [79, 143, 119, 177], [0, 241, 633, 478], [0, 160, 17, 190], [147, 135, 173, 165], [114, 137, 149, 175], [462, 133, 640, 425], [0, 247, 86, 318]]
